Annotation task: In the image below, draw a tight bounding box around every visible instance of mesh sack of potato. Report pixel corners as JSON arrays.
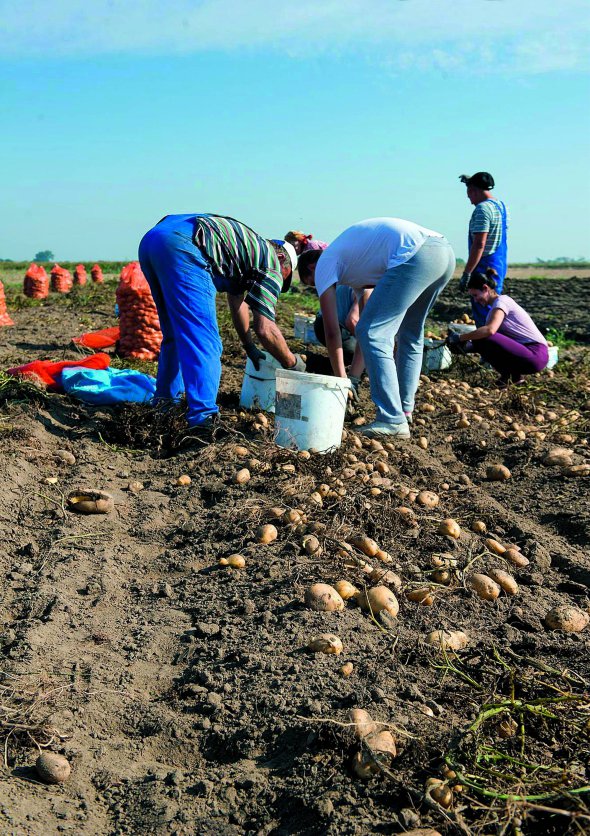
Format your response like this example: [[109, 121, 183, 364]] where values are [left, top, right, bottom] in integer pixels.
[[50, 264, 73, 294], [0, 280, 14, 326], [116, 261, 162, 361], [23, 263, 49, 299], [73, 264, 87, 286], [90, 264, 104, 284]]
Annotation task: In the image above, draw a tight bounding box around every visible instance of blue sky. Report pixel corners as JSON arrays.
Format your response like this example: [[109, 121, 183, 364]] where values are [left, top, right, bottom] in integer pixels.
[[1, 0, 589, 262]]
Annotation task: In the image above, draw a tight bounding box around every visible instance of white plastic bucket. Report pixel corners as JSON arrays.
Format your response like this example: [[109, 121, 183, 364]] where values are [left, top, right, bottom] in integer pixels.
[[274, 369, 350, 452], [422, 339, 452, 372], [294, 313, 320, 345], [546, 345, 559, 369], [448, 323, 477, 335], [240, 354, 283, 413]]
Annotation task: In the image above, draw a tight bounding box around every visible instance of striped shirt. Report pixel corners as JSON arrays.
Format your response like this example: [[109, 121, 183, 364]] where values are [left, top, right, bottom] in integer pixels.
[[193, 214, 282, 321], [469, 199, 509, 255]]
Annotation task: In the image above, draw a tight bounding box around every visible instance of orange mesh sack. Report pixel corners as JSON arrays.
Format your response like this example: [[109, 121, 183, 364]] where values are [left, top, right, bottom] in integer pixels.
[[91, 264, 104, 284], [50, 264, 73, 294], [0, 280, 15, 326], [73, 264, 87, 286], [24, 264, 49, 299], [116, 261, 162, 361]]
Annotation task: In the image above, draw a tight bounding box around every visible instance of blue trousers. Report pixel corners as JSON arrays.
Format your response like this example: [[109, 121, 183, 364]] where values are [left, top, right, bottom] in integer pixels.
[[356, 237, 455, 423], [138, 215, 222, 427]]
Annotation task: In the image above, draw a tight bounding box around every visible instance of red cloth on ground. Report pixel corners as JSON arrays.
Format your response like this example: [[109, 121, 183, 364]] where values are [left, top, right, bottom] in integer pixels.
[[7, 353, 111, 391], [72, 326, 120, 350]]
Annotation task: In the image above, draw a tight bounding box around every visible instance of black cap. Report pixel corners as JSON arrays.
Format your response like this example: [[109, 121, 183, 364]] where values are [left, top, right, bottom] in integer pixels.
[[459, 171, 495, 190]]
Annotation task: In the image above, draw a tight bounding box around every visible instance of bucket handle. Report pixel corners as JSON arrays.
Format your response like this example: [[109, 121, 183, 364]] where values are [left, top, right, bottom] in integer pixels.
[[247, 373, 276, 382]]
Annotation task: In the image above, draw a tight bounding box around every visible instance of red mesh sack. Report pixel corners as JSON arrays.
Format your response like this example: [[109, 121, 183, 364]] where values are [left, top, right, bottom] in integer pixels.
[[24, 264, 49, 299], [72, 326, 120, 350], [91, 264, 104, 284], [116, 261, 162, 361], [73, 264, 87, 286], [50, 264, 73, 294], [0, 280, 14, 326]]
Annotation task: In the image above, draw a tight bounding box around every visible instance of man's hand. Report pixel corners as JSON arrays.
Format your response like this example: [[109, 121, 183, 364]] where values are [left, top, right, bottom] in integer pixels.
[[245, 344, 266, 371], [348, 375, 360, 403], [459, 271, 471, 291], [287, 354, 306, 373], [446, 332, 467, 354]]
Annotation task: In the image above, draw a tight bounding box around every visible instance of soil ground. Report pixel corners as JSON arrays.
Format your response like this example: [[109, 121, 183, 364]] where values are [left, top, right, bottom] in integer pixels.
[[0, 275, 589, 836]]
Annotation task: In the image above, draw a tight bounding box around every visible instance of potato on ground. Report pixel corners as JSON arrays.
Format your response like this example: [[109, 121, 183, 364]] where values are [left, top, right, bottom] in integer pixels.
[[305, 583, 345, 612], [544, 605, 589, 632]]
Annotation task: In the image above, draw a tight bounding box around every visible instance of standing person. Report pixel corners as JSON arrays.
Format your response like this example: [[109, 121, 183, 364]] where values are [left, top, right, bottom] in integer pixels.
[[138, 214, 303, 429], [447, 269, 548, 386], [298, 218, 456, 438], [459, 171, 509, 326], [284, 230, 328, 254]]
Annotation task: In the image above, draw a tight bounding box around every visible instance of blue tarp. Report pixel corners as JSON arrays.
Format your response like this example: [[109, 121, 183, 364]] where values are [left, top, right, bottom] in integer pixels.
[[61, 366, 156, 405]]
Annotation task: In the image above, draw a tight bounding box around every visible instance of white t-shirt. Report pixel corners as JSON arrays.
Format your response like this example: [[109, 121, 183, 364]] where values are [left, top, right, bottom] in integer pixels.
[[314, 217, 444, 298]]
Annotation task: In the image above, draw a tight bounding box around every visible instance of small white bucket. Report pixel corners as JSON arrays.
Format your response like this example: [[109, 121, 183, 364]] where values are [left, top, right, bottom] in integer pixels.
[[274, 369, 350, 452], [240, 354, 283, 413], [294, 313, 320, 345], [546, 346, 559, 369], [422, 339, 452, 372]]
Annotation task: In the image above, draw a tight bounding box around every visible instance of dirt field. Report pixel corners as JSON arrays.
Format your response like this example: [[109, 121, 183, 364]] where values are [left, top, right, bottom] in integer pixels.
[[0, 277, 589, 836]]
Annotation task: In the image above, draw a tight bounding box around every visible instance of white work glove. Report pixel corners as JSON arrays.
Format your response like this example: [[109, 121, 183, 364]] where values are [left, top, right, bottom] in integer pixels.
[[348, 375, 360, 403]]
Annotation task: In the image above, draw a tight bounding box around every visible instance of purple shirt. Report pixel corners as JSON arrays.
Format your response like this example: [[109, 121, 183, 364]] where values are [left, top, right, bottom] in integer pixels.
[[488, 295, 547, 345]]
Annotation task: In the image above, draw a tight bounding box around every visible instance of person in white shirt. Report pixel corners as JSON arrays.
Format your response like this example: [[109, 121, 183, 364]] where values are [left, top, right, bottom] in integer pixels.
[[297, 218, 455, 438]]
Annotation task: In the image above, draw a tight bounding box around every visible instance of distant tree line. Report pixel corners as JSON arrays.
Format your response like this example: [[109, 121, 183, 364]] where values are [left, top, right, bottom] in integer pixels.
[[534, 256, 589, 267]]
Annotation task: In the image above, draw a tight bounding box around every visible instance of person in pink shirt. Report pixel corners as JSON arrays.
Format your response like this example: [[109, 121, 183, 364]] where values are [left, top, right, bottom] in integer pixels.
[[447, 268, 548, 387], [285, 230, 328, 254]]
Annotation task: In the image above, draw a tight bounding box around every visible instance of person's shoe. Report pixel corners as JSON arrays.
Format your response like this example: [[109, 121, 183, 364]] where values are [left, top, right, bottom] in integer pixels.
[[404, 411, 413, 424], [180, 414, 221, 444], [359, 420, 410, 439]]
